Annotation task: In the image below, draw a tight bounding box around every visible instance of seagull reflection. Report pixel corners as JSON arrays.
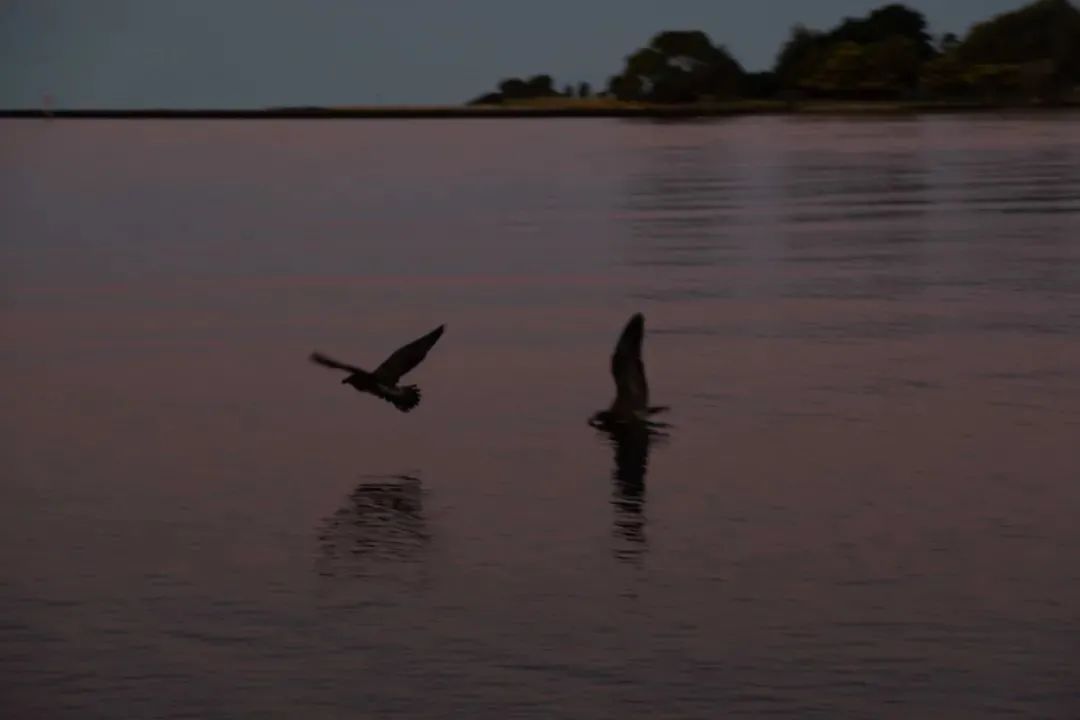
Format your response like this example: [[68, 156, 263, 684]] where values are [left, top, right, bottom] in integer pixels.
[[597, 423, 666, 562], [316, 475, 429, 577]]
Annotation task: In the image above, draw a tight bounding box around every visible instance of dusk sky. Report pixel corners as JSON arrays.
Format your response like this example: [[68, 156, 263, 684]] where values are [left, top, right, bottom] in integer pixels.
[[2, 0, 1028, 108]]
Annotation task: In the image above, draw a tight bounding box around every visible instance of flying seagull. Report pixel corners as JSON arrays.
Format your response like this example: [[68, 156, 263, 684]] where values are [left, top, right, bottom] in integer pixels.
[[310, 325, 445, 412], [589, 313, 668, 429]]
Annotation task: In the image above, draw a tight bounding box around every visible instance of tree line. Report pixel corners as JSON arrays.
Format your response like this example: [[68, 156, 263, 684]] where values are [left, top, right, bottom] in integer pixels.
[[470, 0, 1080, 105]]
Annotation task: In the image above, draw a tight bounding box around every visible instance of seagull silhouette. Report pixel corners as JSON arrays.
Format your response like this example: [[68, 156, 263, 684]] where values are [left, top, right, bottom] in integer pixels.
[[310, 325, 445, 412], [589, 313, 668, 429]]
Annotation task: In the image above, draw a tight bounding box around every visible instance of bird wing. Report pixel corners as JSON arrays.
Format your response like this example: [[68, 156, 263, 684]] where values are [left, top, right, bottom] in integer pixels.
[[373, 325, 445, 384], [611, 313, 649, 412], [310, 352, 363, 374]]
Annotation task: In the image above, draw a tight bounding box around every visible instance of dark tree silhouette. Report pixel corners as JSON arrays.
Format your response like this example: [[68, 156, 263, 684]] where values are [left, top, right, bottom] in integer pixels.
[[742, 71, 779, 98], [958, 0, 1080, 82], [609, 30, 745, 103], [920, 0, 1080, 102], [466, 0, 1079, 106], [774, 4, 934, 98], [829, 4, 934, 58], [471, 74, 562, 104], [774, 25, 827, 93], [938, 32, 960, 54], [497, 78, 529, 100], [525, 74, 555, 96]]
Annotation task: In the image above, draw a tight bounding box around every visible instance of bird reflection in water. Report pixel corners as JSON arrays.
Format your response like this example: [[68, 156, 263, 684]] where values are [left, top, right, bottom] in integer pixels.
[[597, 423, 666, 563], [590, 312, 669, 562], [316, 474, 429, 578]]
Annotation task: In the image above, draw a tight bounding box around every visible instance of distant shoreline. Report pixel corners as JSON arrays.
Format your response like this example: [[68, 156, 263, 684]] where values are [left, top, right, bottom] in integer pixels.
[[2, 100, 1078, 120]]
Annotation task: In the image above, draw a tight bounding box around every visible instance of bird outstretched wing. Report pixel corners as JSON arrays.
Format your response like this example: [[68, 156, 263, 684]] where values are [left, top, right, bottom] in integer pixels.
[[373, 325, 445, 384], [310, 352, 363, 374], [611, 313, 649, 412]]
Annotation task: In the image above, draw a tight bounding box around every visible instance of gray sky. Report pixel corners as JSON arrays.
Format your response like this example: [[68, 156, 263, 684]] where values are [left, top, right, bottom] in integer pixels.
[[1, 0, 1028, 108]]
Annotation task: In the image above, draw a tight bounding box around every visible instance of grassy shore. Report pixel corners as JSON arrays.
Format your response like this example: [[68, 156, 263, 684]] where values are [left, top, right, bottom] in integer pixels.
[[2, 97, 1077, 119]]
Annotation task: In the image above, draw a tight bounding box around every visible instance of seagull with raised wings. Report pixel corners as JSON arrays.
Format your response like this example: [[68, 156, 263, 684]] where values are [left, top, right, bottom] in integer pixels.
[[589, 313, 668, 429], [310, 325, 445, 413]]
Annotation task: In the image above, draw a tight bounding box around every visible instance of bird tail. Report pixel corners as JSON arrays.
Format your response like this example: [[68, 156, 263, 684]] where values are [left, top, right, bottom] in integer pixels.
[[389, 385, 421, 413], [646, 406, 669, 416]]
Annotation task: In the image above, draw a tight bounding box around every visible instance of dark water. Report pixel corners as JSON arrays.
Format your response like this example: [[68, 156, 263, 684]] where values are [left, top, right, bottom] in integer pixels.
[[2, 115, 1079, 718]]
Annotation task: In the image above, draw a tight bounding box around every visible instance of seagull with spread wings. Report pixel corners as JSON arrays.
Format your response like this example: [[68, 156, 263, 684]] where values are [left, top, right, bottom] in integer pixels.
[[310, 325, 445, 413], [589, 313, 668, 429]]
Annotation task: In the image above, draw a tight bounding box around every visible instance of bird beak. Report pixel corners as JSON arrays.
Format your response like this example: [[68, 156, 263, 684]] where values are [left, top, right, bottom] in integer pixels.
[[341, 377, 349, 384]]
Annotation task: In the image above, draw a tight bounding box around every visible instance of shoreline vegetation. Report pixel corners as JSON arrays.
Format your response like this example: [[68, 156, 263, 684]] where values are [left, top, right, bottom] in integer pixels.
[[4, 0, 1078, 119], [466, 1, 1080, 113], [2, 98, 1079, 120]]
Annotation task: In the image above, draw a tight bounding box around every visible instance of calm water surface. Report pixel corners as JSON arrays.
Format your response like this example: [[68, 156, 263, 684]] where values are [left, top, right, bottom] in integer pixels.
[[2, 116, 1079, 718]]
